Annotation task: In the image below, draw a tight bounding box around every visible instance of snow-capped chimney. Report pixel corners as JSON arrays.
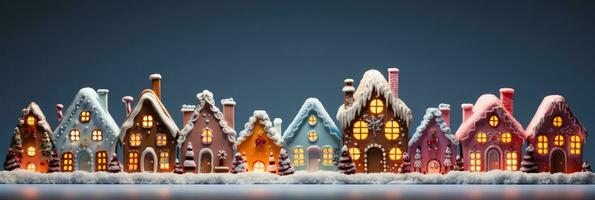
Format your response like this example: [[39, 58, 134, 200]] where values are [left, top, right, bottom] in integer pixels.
[[97, 89, 109, 112], [388, 68, 399, 99], [221, 98, 236, 130], [499, 88, 515, 115], [461, 103, 474, 123], [150, 74, 162, 100], [56, 104, 64, 122], [343, 79, 355, 107], [122, 96, 134, 117], [274, 118, 282, 135], [181, 105, 195, 127], [439, 104, 451, 128]]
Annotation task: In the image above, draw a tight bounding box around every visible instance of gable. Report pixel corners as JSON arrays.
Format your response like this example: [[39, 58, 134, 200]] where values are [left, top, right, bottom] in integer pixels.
[[178, 90, 236, 145], [283, 98, 341, 143], [525, 95, 587, 140], [119, 90, 178, 142], [463, 107, 524, 142]]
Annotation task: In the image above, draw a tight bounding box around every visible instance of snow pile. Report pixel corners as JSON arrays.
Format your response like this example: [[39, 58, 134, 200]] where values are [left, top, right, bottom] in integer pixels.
[[1, 170, 594, 184]]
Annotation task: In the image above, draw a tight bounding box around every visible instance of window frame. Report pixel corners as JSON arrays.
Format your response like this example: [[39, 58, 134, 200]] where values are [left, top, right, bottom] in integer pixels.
[[369, 99, 384, 114], [159, 151, 170, 170], [489, 115, 499, 127], [70, 129, 81, 141], [80, 110, 91, 123], [201, 128, 214, 145], [349, 147, 361, 160], [307, 115, 317, 126], [505, 151, 518, 171], [128, 151, 139, 171], [570, 135, 582, 155], [92, 129, 103, 141], [96, 151, 108, 171], [62, 152, 74, 172], [469, 151, 481, 172], [384, 120, 400, 140], [293, 146, 305, 166], [389, 147, 402, 161], [141, 115, 154, 129], [322, 146, 333, 166], [352, 120, 369, 140], [537, 135, 548, 154]]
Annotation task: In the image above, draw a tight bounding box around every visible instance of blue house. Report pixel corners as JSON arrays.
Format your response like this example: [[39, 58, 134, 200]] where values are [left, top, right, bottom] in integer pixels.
[[283, 98, 342, 172], [52, 88, 120, 172]]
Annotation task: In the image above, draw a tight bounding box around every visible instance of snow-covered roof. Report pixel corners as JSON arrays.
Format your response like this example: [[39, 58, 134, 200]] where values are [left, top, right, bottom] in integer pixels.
[[525, 95, 587, 139], [283, 98, 342, 142], [236, 110, 283, 148], [336, 69, 412, 129], [409, 104, 458, 147], [119, 89, 179, 142], [53, 87, 120, 143], [455, 94, 525, 141], [178, 90, 236, 144], [19, 102, 52, 134]]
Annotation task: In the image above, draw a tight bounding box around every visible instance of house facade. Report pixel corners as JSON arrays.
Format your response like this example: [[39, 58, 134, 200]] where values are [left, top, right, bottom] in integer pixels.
[[15, 102, 54, 172], [525, 95, 587, 173], [283, 98, 342, 172], [336, 68, 413, 173], [53, 88, 120, 172], [236, 110, 283, 172], [455, 88, 524, 172]]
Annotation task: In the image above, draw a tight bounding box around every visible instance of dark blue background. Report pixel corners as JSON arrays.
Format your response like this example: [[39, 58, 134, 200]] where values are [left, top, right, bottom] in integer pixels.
[[1, 1, 594, 163]]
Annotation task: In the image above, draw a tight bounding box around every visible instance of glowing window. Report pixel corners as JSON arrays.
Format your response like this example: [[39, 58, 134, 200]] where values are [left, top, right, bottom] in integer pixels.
[[384, 120, 400, 140], [308, 130, 318, 142], [489, 115, 499, 127], [156, 134, 167, 146], [142, 115, 154, 128], [308, 115, 317, 126], [130, 133, 141, 147], [389, 147, 402, 161], [476, 132, 487, 143], [128, 151, 139, 171], [369, 99, 384, 114], [505, 152, 518, 171], [553, 116, 563, 127], [349, 148, 360, 160], [537, 135, 548, 154], [293, 147, 304, 166], [92, 129, 103, 141], [26, 116, 36, 126], [554, 135, 564, 146], [570, 135, 582, 155], [323, 146, 333, 166], [159, 151, 169, 170], [469, 152, 481, 172], [62, 152, 73, 172], [26, 146, 36, 157], [201, 129, 213, 145], [26, 162, 36, 171], [69, 129, 80, 141], [80, 110, 91, 123], [501, 132, 512, 143], [253, 161, 265, 172], [96, 151, 107, 171], [352, 121, 369, 140]]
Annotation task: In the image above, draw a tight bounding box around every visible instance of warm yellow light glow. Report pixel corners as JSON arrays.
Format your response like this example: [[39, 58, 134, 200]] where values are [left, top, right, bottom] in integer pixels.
[[62, 152, 73, 172], [349, 148, 360, 160], [554, 135, 564, 146], [369, 99, 384, 114], [308, 115, 317, 126], [476, 132, 487, 143], [70, 129, 80, 141], [553, 116, 563, 127], [130, 133, 141, 147], [159, 151, 169, 170], [389, 147, 402, 161], [384, 120, 400, 140], [505, 152, 518, 171], [323, 146, 333, 166], [80, 110, 91, 123], [489, 115, 499, 127], [293, 147, 304, 166], [501, 132, 512, 143], [253, 161, 265, 172], [537, 135, 548, 154], [92, 129, 103, 141], [201, 129, 213, 144], [26, 116, 36, 126], [469, 152, 481, 172], [96, 151, 107, 171], [308, 130, 318, 142], [156, 134, 167, 146], [142, 115, 154, 128], [353, 121, 368, 140], [26, 162, 36, 171], [128, 151, 139, 171], [570, 135, 582, 155], [26, 146, 36, 157]]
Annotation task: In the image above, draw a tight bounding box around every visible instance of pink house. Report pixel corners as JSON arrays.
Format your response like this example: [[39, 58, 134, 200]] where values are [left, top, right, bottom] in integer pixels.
[[408, 104, 458, 174], [455, 88, 524, 172], [525, 95, 587, 173]]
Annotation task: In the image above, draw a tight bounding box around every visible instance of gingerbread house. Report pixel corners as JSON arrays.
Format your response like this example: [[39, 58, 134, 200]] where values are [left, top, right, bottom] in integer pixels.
[[235, 110, 283, 172]]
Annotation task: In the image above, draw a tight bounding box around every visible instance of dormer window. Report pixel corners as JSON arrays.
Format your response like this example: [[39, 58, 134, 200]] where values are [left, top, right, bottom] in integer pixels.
[[553, 116, 563, 127], [369, 99, 384, 114], [26, 116, 36, 126], [489, 115, 499, 127], [142, 115, 154, 128], [80, 110, 91, 123]]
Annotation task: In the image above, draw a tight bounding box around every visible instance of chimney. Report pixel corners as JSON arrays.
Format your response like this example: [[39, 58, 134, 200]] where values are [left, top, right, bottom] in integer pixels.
[[343, 79, 355, 107], [122, 96, 134, 117], [221, 98, 236, 130], [180, 105, 196, 127], [273, 118, 282, 136], [56, 104, 64, 122], [461, 103, 474, 123], [150, 74, 162, 100], [499, 88, 515, 115], [97, 89, 109, 112], [388, 68, 399, 98], [439, 103, 451, 128]]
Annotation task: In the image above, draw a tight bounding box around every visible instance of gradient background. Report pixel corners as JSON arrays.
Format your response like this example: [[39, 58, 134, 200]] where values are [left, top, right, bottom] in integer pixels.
[[1, 1, 594, 163]]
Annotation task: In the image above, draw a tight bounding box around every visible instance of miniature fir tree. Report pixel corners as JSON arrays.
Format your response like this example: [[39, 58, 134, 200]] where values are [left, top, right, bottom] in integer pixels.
[[3, 149, 21, 171], [47, 150, 61, 173], [399, 152, 412, 173], [453, 155, 465, 171], [108, 153, 122, 173], [582, 161, 592, 172], [268, 153, 277, 174], [277, 148, 295, 176], [183, 142, 197, 173], [443, 145, 453, 172], [413, 147, 422, 173], [338, 145, 356, 175], [173, 158, 184, 174], [520, 144, 539, 173], [40, 131, 53, 158], [9, 128, 23, 157], [231, 153, 246, 174]]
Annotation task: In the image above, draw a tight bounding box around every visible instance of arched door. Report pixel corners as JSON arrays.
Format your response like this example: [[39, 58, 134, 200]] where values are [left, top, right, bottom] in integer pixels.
[[143, 152, 155, 172], [366, 147, 383, 173], [487, 148, 501, 171], [78, 151, 92, 172], [200, 151, 213, 173], [427, 160, 441, 174], [551, 150, 566, 173], [307, 148, 321, 172]]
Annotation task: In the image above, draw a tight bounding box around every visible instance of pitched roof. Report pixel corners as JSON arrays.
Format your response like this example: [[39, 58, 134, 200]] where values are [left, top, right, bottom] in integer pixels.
[[178, 90, 236, 144], [409, 104, 458, 147], [336, 69, 413, 129], [236, 110, 283, 148], [119, 89, 179, 142], [525, 95, 587, 139], [454, 94, 524, 141], [19, 102, 53, 134], [283, 98, 342, 142]]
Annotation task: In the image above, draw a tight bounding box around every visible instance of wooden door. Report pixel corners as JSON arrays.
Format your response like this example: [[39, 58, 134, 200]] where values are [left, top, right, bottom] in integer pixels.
[[144, 153, 155, 172], [487, 148, 501, 171], [427, 160, 441, 174], [307, 148, 321, 172], [551, 150, 566, 173], [78, 151, 92, 172], [200, 151, 213, 173], [366, 148, 383, 173]]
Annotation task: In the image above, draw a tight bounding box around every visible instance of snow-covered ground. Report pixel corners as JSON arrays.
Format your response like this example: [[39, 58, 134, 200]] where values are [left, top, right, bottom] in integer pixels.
[[1, 170, 594, 184]]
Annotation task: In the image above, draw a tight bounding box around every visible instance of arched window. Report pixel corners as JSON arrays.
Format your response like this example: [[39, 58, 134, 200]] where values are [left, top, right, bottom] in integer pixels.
[[253, 161, 265, 172], [62, 152, 73, 172], [554, 135, 564, 146], [159, 151, 169, 170], [27, 146, 36, 157], [293, 147, 304, 166], [323, 146, 333, 166], [369, 99, 384, 114], [308, 130, 318, 142], [70, 129, 80, 141], [476, 132, 487, 143], [505, 151, 518, 171], [80, 110, 91, 123], [489, 115, 499, 127], [130, 133, 141, 147], [384, 120, 400, 140], [349, 148, 360, 160], [26, 116, 36, 126], [389, 148, 402, 161], [570, 135, 582, 155], [352, 121, 368, 140], [500, 132, 512, 143], [142, 115, 154, 128], [156, 134, 167, 146], [201, 128, 214, 145], [553, 116, 563, 127], [128, 151, 139, 171], [537, 135, 548, 154], [308, 115, 317, 126], [469, 151, 481, 172], [26, 162, 36, 172], [92, 129, 103, 141], [96, 151, 107, 171]]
